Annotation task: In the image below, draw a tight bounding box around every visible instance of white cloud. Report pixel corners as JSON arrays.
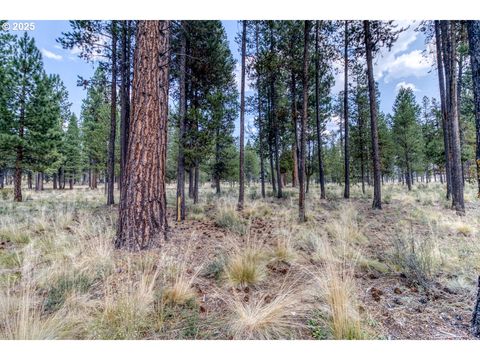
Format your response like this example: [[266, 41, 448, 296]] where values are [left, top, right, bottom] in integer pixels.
[[41, 48, 63, 61], [374, 21, 433, 83], [395, 81, 419, 93]]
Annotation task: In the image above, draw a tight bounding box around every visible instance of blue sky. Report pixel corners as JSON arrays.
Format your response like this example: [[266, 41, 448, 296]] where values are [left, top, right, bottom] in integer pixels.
[[4, 20, 439, 132]]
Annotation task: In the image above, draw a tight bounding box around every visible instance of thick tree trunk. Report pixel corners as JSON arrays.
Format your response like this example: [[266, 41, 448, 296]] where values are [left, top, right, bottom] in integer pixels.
[[315, 21, 326, 200], [442, 21, 465, 215], [344, 21, 351, 199], [467, 21, 480, 198], [299, 21, 310, 222], [176, 20, 187, 221], [0, 169, 4, 189], [107, 21, 117, 206], [116, 20, 170, 250], [238, 20, 246, 211], [364, 21, 382, 209]]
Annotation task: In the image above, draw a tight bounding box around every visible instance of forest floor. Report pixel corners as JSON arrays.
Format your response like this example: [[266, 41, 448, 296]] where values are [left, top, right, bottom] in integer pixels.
[[0, 181, 479, 339]]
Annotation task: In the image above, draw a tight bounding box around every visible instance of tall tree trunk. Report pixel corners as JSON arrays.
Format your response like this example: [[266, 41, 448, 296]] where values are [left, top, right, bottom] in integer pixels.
[[442, 21, 465, 215], [238, 20, 246, 211], [468, 21, 480, 198], [269, 22, 282, 199], [256, 22, 266, 199], [120, 20, 131, 195], [457, 47, 465, 185], [291, 71, 299, 188], [176, 20, 187, 221], [363, 20, 382, 209], [344, 20, 350, 199], [435, 21, 453, 200], [315, 21, 326, 200], [299, 21, 310, 222], [116, 20, 170, 250], [107, 21, 117, 206]]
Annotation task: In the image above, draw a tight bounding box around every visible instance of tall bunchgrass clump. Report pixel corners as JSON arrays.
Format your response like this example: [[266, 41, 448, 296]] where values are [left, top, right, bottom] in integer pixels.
[[90, 258, 161, 339], [224, 236, 266, 288], [0, 246, 73, 339], [161, 250, 201, 306], [311, 237, 364, 340], [326, 203, 365, 245], [224, 282, 303, 339]]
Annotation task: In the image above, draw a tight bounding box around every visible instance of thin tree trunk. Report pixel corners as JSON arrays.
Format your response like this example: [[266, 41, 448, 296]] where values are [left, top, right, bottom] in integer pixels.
[[176, 20, 187, 221], [256, 22, 266, 199], [120, 20, 131, 195], [291, 71, 299, 188], [238, 20, 246, 211], [436, 21, 453, 200], [107, 20, 117, 206], [315, 21, 326, 199], [344, 20, 350, 199], [116, 20, 170, 250], [467, 21, 480, 198], [364, 20, 382, 209], [269, 22, 282, 199], [299, 21, 310, 222]]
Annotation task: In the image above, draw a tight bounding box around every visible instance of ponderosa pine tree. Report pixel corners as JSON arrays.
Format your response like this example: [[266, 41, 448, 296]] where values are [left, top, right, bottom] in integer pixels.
[[176, 20, 187, 221], [315, 21, 326, 200], [299, 20, 310, 222], [363, 20, 382, 209], [58, 21, 122, 203], [10, 32, 44, 201], [238, 20, 247, 211], [392, 87, 424, 191], [467, 20, 480, 198], [440, 20, 465, 214], [343, 20, 350, 198], [362, 20, 401, 209], [80, 67, 110, 190], [116, 20, 170, 250]]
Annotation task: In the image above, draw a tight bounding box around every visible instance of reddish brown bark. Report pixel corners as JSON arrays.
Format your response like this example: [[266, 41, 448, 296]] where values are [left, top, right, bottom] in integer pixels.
[[115, 20, 170, 250]]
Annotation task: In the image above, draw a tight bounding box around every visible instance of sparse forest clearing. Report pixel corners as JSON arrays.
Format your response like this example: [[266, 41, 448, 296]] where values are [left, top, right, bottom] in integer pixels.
[[1, 182, 479, 339], [1, 18, 480, 341]]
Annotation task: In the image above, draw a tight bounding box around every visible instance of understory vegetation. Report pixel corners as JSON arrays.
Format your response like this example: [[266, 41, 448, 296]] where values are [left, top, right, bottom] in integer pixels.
[[1, 182, 478, 339]]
